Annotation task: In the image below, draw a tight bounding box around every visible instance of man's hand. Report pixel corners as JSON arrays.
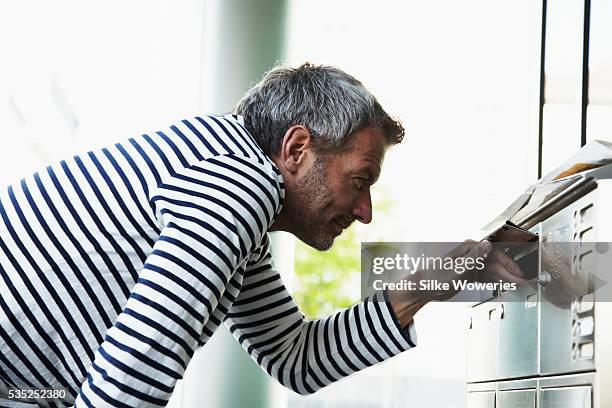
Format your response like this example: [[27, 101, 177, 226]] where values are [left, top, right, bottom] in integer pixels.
[[479, 247, 526, 285], [387, 240, 494, 327]]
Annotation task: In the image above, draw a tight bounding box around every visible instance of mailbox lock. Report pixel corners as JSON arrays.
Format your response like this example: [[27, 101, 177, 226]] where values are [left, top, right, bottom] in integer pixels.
[[539, 270, 552, 286]]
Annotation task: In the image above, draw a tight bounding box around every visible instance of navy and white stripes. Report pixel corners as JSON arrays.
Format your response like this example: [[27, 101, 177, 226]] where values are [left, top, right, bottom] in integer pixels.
[[0, 114, 415, 407]]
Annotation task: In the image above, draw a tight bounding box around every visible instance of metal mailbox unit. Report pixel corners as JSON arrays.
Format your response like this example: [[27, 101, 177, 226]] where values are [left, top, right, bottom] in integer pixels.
[[466, 170, 612, 408]]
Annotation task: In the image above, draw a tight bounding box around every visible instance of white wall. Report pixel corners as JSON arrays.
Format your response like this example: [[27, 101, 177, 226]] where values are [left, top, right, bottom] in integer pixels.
[[1, 0, 205, 187]]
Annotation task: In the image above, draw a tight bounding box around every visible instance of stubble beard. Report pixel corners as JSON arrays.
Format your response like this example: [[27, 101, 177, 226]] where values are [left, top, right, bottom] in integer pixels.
[[292, 158, 336, 251]]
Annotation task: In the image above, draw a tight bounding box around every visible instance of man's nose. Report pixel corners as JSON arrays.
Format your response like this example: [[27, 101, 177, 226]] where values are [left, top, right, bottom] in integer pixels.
[[351, 191, 373, 224]]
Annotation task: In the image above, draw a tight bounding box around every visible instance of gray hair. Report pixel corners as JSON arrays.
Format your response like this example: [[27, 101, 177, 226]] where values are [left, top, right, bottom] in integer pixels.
[[234, 62, 405, 157]]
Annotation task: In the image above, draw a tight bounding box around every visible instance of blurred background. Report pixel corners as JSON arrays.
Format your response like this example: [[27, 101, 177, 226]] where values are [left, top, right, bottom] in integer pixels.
[[2, 0, 611, 407]]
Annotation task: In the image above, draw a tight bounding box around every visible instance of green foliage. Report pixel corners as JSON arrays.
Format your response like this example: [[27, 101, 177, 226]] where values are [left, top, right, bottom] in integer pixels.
[[293, 188, 395, 320], [293, 227, 360, 320]]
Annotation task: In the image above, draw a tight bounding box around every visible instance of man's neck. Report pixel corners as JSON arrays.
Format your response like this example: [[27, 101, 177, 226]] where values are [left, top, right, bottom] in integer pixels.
[[268, 216, 287, 232], [267, 154, 290, 233]]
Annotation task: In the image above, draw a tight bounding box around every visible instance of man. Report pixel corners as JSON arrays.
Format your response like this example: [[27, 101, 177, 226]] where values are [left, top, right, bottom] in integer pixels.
[[0, 63, 517, 407]]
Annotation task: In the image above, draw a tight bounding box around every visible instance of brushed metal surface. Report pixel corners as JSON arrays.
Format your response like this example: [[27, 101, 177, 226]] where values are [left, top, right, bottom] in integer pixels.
[[540, 386, 592, 408], [498, 279, 539, 379], [499, 389, 536, 408]]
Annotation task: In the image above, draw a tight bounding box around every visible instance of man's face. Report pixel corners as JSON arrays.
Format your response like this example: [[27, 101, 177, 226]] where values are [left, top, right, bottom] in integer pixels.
[[291, 127, 386, 250]]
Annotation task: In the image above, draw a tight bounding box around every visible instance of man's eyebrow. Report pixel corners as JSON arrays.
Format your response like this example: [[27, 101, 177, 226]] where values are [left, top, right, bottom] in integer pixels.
[[363, 167, 379, 183], [353, 167, 372, 178], [353, 165, 379, 183]]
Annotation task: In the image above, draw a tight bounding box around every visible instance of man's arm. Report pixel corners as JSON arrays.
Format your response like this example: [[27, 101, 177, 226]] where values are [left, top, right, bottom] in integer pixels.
[[224, 238, 505, 396], [224, 236, 417, 396], [73, 154, 282, 406]]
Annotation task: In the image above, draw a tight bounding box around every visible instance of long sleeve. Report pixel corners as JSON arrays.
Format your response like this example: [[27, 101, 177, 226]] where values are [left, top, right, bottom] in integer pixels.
[[73, 154, 283, 407], [224, 235, 417, 396]]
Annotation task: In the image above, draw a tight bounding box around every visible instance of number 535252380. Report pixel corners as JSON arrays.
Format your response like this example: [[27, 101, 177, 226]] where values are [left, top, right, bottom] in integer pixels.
[[8, 388, 67, 400]]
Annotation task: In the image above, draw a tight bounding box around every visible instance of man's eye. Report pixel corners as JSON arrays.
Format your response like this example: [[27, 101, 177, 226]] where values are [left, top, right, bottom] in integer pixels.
[[353, 179, 365, 190]]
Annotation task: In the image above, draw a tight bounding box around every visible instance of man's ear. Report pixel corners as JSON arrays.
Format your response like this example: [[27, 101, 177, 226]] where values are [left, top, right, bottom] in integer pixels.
[[279, 125, 314, 174]]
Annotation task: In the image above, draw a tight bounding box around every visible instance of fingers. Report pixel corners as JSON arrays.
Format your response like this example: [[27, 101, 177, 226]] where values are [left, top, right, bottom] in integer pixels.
[[463, 240, 493, 263], [490, 249, 524, 278], [480, 249, 526, 284], [453, 240, 493, 275], [448, 239, 480, 258]]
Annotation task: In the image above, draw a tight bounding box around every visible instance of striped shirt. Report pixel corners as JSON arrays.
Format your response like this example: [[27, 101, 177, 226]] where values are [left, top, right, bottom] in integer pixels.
[[0, 114, 416, 407]]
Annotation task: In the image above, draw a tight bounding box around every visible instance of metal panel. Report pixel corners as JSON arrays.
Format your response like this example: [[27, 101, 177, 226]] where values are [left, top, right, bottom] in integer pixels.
[[499, 379, 538, 391], [538, 372, 595, 388], [467, 391, 496, 408], [499, 389, 535, 408], [540, 386, 592, 408], [539, 196, 596, 375], [498, 279, 539, 379], [468, 299, 500, 382]]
